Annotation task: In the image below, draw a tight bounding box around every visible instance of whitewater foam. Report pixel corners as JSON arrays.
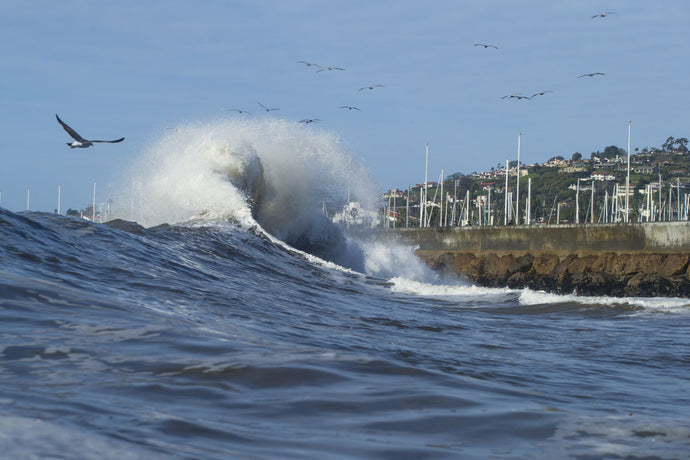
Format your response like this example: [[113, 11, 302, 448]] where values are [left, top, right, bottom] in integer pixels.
[[389, 276, 516, 298], [115, 117, 379, 269], [361, 239, 438, 282], [118, 118, 375, 226], [519, 289, 690, 313]]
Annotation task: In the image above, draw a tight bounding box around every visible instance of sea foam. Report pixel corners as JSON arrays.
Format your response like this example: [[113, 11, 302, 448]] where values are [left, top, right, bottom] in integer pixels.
[[115, 117, 378, 270]]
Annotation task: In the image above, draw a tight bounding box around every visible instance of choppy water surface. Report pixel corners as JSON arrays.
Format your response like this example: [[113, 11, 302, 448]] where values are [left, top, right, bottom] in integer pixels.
[[2, 119, 689, 458], [1, 209, 688, 459]]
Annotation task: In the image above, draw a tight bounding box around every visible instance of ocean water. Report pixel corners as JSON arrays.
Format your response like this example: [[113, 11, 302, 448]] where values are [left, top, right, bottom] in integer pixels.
[[1, 119, 689, 459]]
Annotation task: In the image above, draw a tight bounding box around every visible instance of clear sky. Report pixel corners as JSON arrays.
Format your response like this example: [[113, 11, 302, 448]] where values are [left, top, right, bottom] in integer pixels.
[[1, 1, 688, 214]]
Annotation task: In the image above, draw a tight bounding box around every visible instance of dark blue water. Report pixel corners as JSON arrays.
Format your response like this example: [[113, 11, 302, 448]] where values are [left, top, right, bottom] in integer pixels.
[[1, 208, 689, 459]]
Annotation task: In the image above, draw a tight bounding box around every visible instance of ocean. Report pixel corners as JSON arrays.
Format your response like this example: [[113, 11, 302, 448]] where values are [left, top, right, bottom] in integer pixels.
[[1, 119, 689, 459]]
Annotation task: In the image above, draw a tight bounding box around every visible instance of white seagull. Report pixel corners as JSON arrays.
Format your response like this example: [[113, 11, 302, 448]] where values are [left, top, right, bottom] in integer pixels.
[[258, 102, 280, 112], [56, 114, 124, 148], [359, 84, 383, 91]]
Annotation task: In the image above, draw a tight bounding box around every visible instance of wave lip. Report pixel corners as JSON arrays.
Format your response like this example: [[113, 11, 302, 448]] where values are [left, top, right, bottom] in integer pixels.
[[115, 117, 378, 269]]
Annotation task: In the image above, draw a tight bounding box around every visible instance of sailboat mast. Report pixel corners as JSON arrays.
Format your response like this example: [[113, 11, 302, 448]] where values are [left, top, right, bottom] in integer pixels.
[[516, 132, 521, 225], [626, 120, 631, 222]]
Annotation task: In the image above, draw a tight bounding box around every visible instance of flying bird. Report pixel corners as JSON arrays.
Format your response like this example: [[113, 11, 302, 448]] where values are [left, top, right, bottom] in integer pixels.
[[578, 72, 606, 78], [359, 84, 383, 91], [474, 43, 498, 49], [228, 108, 252, 115], [299, 119, 320, 124], [258, 102, 280, 112], [297, 61, 322, 70], [530, 90, 553, 98], [592, 12, 615, 18], [501, 94, 531, 101], [56, 114, 124, 148], [339, 106, 361, 111], [316, 65, 345, 72]]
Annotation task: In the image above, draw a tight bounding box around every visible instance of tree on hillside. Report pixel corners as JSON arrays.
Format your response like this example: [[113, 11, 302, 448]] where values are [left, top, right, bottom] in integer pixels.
[[662, 136, 676, 151], [572, 152, 582, 161], [662, 136, 688, 153], [602, 145, 625, 159]]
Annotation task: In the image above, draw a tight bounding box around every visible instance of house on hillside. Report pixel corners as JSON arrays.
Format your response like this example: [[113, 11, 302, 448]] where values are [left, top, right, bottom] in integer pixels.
[[559, 164, 588, 173], [633, 165, 654, 175], [591, 171, 616, 181], [543, 158, 568, 168]]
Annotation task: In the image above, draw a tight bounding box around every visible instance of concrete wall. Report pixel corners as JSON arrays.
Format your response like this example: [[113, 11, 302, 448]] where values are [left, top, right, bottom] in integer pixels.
[[394, 222, 690, 255], [387, 222, 690, 297]]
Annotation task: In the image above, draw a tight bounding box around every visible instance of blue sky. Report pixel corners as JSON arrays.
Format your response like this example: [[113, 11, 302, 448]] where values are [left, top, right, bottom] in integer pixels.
[[1, 1, 689, 213]]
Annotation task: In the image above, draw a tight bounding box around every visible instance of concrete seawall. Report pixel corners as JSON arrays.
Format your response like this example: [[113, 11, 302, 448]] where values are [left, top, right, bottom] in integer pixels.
[[390, 222, 690, 297]]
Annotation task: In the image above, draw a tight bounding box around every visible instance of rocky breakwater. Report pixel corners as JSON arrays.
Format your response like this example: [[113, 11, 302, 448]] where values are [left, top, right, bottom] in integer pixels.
[[394, 222, 690, 297]]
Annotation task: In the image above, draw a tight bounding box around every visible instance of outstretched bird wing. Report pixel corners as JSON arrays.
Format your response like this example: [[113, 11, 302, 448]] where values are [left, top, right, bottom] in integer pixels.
[[90, 137, 125, 144], [56, 114, 88, 143]]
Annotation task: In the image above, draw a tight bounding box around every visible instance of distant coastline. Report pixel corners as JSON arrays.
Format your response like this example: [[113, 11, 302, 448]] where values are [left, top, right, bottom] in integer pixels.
[[383, 138, 690, 229]]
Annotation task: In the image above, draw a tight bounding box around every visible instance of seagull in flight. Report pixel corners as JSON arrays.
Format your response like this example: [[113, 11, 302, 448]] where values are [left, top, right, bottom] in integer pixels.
[[258, 102, 280, 112], [592, 12, 615, 18], [359, 84, 383, 91], [297, 61, 322, 70], [227, 108, 252, 115], [56, 114, 124, 148], [316, 65, 345, 73], [530, 90, 552, 98], [339, 106, 360, 111], [299, 119, 320, 124], [578, 72, 606, 78], [501, 94, 531, 101], [474, 43, 498, 49]]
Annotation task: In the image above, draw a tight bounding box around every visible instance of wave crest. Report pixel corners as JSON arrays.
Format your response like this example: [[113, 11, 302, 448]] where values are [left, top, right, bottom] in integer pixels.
[[116, 118, 377, 269]]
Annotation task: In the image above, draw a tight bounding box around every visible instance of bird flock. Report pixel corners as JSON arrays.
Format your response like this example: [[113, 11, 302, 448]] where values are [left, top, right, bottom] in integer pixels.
[[226, 10, 617, 123], [56, 10, 618, 147], [484, 11, 614, 103], [225, 59, 385, 125]]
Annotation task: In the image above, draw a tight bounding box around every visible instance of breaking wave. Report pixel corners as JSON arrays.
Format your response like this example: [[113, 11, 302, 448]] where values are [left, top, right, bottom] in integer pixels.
[[115, 117, 379, 270]]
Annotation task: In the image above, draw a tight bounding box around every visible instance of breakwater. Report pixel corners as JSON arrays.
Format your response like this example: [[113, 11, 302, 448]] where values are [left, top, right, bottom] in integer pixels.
[[390, 222, 690, 297]]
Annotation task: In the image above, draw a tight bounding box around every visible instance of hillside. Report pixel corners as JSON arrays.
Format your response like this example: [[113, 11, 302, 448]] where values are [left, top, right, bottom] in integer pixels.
[[384, 136, 690, 227]]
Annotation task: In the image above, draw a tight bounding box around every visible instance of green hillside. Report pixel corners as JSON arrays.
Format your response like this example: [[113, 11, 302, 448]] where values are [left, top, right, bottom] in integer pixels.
[[384, 137, 690, 227]]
